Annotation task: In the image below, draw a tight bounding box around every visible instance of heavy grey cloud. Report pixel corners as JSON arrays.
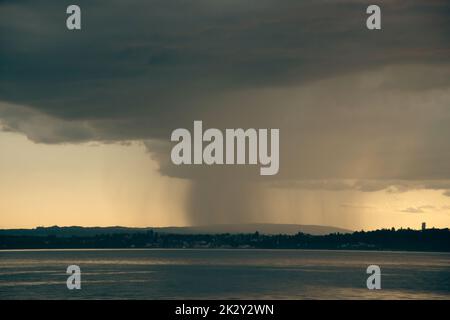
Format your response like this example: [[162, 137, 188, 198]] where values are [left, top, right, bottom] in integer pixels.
[[1, 0, 450, 223], [1, 0, 449, 122]]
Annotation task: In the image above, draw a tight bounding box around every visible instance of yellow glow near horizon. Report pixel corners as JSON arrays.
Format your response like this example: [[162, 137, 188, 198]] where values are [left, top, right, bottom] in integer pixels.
[[0, 131, 189, 229], [0, 131, 449, 230]]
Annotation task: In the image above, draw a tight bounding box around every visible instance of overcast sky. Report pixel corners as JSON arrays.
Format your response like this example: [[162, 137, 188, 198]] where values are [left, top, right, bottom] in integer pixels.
[[1, 0, 449, 229]]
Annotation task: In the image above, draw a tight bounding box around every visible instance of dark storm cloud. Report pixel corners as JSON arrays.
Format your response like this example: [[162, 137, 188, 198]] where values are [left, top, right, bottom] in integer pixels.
[[1, 0, 449, 120], [1, 0, 450, 188]]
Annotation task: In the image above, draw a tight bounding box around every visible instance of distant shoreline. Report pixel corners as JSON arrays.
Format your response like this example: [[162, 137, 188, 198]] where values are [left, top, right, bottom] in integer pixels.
[[1, 247, 450, 254], [0, 223, 353, 237], [1, 227, 449, 252]]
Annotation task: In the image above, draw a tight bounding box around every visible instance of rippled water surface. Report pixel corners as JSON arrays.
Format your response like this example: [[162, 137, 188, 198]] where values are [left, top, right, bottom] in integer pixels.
[[0, 249, 448, 299]]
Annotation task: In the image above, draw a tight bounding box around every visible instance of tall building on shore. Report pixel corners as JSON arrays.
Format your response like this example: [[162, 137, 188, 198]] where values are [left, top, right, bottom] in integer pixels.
[[422, 222, 426, 231]]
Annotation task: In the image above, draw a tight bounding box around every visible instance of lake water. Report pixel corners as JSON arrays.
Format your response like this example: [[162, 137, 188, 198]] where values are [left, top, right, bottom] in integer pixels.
[[0, 249, 448, 299]]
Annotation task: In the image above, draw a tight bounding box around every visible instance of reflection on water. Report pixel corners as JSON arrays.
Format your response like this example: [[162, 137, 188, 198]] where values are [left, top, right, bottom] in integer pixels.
[[0, 249, 448, 299]]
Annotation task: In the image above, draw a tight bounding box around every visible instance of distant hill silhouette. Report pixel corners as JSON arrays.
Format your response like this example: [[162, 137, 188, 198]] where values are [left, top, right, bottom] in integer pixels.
[[0, 223, 352, 237], [154, 224, 352, 235]]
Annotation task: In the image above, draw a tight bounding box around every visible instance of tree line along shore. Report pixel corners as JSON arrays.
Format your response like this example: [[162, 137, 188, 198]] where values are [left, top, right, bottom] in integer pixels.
[[0, 228, 449, 252]]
